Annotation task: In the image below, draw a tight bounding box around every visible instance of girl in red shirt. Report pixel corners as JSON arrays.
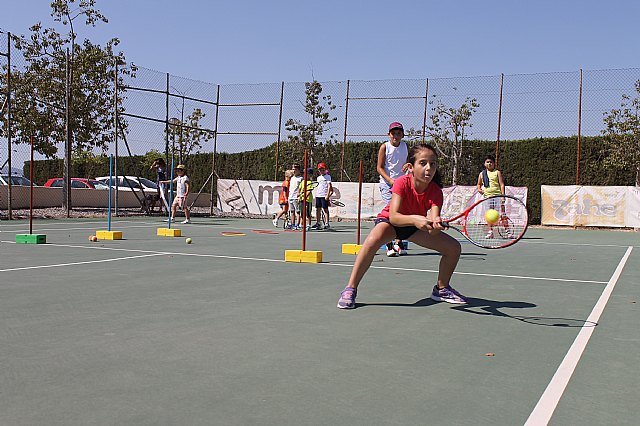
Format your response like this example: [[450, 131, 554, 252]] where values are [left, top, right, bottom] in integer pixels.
[[337, 144, 466, 309]]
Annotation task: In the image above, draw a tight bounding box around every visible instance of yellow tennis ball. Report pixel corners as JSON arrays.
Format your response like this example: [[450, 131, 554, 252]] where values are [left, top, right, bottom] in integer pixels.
[[186, 238, 192, 244], [485, 209, 500, 225]]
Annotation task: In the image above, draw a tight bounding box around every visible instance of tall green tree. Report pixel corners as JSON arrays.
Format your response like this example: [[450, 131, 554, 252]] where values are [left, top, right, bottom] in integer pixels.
[[165, 108, 213, 165], [0, 0, 134, 157], [602, 80, 640, 186], [426, 96, 479, 185], [285, 81, 337, 165]]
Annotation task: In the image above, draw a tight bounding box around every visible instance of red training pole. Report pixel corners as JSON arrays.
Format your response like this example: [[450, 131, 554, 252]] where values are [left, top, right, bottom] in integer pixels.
[[301, 150, 308, 251], [357, 160, 363, 245], [29, 134, 34, 235]]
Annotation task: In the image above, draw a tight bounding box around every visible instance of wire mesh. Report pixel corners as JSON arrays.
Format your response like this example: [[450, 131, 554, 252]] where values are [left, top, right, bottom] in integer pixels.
[[2, 24, 640, 218]]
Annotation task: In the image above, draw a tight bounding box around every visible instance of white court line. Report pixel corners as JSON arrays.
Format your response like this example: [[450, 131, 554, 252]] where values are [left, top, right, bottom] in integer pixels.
[[1, 221, 636, 248], [0, 240, 610, 285], [0, 223, 168, 233], [0, 219, 155, 228], [0, 253, 166, 273], [524, 246, 633, 426]]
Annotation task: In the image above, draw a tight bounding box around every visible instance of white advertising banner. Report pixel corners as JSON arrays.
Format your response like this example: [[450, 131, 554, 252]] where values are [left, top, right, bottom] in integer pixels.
[[625, 186, 640, 227], [541, 185, 639, 227], [217, 179, 528, 220]]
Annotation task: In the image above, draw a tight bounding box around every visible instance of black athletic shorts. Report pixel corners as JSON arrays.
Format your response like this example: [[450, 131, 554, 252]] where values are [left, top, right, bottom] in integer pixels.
[[374, 217, 418, 240], [315, 197, 330, 209]]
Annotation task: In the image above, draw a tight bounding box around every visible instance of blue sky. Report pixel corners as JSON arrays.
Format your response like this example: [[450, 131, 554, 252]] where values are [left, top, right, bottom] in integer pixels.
[[3, 0, 639, 84]]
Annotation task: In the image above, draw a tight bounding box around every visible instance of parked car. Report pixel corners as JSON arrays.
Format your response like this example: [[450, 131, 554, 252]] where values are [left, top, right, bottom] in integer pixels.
[[0, 175, 33, 186], [44, 178, 110, 190], [94, 176, 158, 193]]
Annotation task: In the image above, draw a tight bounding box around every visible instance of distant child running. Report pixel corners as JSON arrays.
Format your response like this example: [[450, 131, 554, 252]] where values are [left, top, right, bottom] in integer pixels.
[[378, 121, 409, 257], [160, 164, 191, 224], [476, 154, 511, 238], [287, 164, 304, 230], [337, 144, 465, 309], [273, 170, 293, 227], [311, 162, 333, 230]]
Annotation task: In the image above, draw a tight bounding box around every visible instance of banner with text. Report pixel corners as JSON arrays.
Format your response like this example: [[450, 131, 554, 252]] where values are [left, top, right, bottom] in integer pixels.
[[217, 179, 528, 220], [541, 185, 640, 227]]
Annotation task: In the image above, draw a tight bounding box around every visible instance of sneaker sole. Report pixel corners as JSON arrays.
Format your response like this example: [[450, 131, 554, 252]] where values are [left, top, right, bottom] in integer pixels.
[[337, 302, 356, 309], [430, 294, 468, 304]]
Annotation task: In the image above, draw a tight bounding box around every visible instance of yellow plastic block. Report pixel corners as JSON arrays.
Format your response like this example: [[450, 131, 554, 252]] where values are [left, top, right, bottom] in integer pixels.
[[157, 228, 182, 237], [342, 243, 363, 255], [285, 250, 323, 263], [96, 230, 123, 240]]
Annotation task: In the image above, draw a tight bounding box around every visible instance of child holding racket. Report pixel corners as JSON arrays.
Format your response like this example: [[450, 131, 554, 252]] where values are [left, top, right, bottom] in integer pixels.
[[160, 164, 191, 224], [302, 168, 315, 230], [378, 122, 409, 256], [337, 144, 466, 309], [150, 157, 170, 214], [287, 164, 304, 230], [476, 154, 512, 238], [311, 162, 333, 230]]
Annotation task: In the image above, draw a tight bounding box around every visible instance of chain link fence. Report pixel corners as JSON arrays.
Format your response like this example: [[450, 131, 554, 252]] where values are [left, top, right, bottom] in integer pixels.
[[2, 28, 639, 219]]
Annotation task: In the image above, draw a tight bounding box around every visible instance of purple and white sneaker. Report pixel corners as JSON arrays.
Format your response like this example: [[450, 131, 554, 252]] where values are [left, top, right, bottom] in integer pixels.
[[337, 287, 357, 309], [430, 285, 468, 304]]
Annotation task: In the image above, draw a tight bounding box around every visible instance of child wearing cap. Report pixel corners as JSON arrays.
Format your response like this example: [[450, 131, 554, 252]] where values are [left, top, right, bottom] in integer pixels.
[[311, 162, 333, 230], [377, 122, 409, 256], [160, 164, 191, 224]]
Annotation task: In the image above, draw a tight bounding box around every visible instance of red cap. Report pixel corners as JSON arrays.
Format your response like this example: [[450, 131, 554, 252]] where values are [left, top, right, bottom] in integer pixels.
[[389, 122, 404, 132], [317, 162, 328, 169]]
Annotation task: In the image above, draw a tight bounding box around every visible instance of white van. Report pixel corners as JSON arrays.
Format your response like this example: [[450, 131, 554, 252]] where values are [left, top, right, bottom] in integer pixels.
[[95, 176, 158, 194]]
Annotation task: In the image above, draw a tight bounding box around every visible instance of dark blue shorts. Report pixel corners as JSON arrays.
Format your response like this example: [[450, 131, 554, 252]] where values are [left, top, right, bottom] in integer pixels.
[[374, 217, 418, 240], [315, 197, 330, 209]]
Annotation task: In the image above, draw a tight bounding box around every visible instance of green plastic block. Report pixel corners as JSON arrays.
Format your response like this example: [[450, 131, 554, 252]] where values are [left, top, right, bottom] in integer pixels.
[[15, 234, 47, 244]]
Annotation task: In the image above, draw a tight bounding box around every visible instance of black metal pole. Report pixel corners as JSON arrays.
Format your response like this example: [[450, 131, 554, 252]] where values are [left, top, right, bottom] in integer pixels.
[[274, 81, 284, 181], [64, 48, 71, 216], [210, 85, 220, 216], [6, 32, 12, 219], [341, 80, 350, 182]]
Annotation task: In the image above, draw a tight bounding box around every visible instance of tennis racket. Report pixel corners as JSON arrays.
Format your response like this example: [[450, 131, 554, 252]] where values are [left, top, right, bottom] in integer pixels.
[[330, 199, 345, 207], [298, 181, 319, 201], [437, 195, 528, 249]]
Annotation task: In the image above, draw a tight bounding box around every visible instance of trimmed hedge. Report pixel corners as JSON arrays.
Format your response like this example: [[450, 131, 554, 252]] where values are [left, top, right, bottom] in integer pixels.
[[26, 136, 635, 223]]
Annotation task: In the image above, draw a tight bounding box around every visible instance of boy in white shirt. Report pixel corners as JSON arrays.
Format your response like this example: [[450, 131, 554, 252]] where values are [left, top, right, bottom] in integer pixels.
[[311, 162, 333, 230], [287, 164, 304, 230]]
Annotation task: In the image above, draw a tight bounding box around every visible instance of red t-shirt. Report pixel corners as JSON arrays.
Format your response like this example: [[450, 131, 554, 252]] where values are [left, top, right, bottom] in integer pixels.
[[377, 174, 443, 219]]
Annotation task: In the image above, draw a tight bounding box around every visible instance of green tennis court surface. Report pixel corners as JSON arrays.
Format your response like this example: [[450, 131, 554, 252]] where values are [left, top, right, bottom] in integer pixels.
[[1, 217, 638, 425]]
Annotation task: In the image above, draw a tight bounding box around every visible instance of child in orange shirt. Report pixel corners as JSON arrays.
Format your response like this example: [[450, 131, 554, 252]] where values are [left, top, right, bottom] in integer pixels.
[[273, 170, 293, 227]]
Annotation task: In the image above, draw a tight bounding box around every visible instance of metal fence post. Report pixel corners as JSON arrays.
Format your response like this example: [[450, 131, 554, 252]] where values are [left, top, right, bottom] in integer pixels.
[[210, 85, 220, 215], [341, 79, 350, 182], [63, 48, 71, 216], [576, 69, 583, 185], [275, 81, 284, 181], [496, 73, 504, 167], [6, 32, 12, 219], [422, 78, 429, 144]]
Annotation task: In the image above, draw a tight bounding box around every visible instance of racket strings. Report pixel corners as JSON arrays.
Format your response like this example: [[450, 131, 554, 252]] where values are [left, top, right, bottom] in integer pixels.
[[466, 198, 527, 248], [442, 195, 528, 249]]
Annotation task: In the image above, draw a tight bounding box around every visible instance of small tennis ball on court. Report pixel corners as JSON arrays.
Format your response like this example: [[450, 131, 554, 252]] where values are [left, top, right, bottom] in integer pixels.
[[485, 209, 500, 225], [186, 238, 192, 244]]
